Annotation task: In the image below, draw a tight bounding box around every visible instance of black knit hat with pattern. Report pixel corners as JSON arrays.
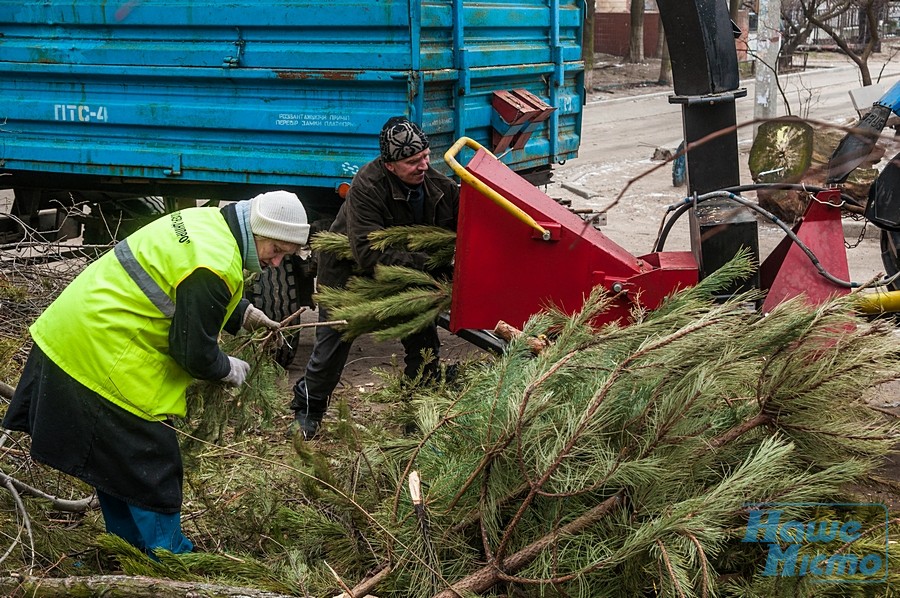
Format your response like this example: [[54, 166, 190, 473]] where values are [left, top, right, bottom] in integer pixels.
[[379, 116, 429, 162]]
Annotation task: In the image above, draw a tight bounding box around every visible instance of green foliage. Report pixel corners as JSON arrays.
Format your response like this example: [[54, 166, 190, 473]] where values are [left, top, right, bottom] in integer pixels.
[[0, 276, 28, 302], [310, 230, 355, 261], [96, 534, 298, 594], [368, 225, 457, 270], [364, 255, 900, 597], [316, 265, 451, 341], [311, 225, 457, 341], [0, 332, 30, 386], [6, 254, 900, 598], [311, 225, 457, 271], [180, 334, 283, 451]]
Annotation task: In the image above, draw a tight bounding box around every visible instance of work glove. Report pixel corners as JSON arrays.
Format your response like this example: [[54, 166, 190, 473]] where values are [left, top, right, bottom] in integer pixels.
[[221, 356, 251, 387], [242, 304, 280, 331], [242, 304, 286, 349]]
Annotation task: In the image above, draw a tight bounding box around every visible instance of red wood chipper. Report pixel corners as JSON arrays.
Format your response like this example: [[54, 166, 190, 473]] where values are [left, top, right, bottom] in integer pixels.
[[442, 138, 866, 342], [437, 0, 900, 345]]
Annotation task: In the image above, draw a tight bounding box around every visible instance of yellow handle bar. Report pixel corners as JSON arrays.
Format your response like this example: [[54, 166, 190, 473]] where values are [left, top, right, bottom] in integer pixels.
[[444, 137, 551, 241]]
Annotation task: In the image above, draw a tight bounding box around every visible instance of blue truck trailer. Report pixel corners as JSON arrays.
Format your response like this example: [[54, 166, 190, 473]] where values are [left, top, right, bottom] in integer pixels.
[[0, 0, 584, 239], [0, 0, 584, 364]]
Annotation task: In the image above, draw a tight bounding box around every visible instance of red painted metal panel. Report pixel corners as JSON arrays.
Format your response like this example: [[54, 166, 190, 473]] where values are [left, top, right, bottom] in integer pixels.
[[449, 149, 698, 331], [491, 89, 556, 153], [760, 190, 851, 313]]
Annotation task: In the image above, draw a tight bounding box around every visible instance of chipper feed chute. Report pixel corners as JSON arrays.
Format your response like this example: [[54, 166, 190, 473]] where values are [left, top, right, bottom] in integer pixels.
[[444, 138, 699, 332]]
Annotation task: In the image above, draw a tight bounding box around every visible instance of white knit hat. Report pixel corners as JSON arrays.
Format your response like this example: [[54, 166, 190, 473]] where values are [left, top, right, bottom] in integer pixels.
[[249, 191, 310, 245]]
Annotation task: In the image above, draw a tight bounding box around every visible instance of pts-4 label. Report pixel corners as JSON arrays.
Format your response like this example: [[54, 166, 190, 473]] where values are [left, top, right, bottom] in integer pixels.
[[54, 104, 108, 122]]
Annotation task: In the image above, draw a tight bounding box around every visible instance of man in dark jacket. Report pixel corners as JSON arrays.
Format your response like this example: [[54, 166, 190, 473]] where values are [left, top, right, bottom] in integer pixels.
[[291, 116, 459, 440]]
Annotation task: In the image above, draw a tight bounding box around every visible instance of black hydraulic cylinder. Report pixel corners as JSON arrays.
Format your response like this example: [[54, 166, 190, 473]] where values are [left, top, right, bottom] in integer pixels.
[[656, 0, 757, 292], [656, 0, 740, 97]]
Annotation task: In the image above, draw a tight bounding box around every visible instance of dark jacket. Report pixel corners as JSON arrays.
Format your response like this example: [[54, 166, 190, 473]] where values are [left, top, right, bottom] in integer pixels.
[[317, 157, 459, 289], [167, 202, 248, 380]]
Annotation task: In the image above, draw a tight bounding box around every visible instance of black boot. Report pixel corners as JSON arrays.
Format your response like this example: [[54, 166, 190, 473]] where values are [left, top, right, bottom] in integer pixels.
[[291, 410, 322, 440], [290, 378, 324, 440]]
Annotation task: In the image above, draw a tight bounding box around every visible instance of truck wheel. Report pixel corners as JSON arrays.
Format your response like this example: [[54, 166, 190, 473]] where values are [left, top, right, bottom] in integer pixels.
[[246, 254, 316, 369], [82, 196, 166, 244], [881, 229, 900, 291]]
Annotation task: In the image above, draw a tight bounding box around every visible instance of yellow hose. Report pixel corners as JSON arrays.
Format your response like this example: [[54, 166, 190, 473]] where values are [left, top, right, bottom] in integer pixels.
[[444, 137, 551, 240], [854, 289, 900, 314]]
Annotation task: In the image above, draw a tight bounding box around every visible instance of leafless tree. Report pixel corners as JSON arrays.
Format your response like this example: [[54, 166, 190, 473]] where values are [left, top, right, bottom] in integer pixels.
[[789, 0, 890, 85], [626, 0, 645, 63], [656, 20, 671, 85], [782, 1, 819, 56]]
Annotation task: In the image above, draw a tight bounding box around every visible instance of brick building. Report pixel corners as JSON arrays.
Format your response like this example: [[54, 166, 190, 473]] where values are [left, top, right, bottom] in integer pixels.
[[594, 1, 750, 61]]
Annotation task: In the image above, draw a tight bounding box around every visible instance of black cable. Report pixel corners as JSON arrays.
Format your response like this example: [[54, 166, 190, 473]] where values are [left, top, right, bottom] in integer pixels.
[[652, 190, 899, 289], [652, 200, 691, 253], [719, 183, 861, 208]]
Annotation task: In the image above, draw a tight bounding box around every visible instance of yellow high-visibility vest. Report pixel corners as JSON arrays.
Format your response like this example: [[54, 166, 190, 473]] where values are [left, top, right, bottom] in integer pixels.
[[31, 207, 244, 420]]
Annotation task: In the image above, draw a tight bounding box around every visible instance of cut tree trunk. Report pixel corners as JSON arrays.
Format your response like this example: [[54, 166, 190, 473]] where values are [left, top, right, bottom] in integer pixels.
[[432, 492, 623, 598], [0, 575, 301, 598]]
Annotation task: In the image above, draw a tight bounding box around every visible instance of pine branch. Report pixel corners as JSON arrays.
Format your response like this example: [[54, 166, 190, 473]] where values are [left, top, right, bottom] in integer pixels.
[[316, 266, 451, 341], [310, 231, 354, 261], [307, 226, 456, 342], [0, 453, 97, 513], [368, 225, 456, 254], [311, 226, 457, 269], [383, 255, 900, 597], [0, 574, 302, 598], [432, 491, 625, 597]]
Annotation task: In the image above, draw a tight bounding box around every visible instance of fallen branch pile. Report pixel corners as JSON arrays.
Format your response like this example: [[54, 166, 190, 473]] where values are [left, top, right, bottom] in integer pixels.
[[2, 245, 899, 597]]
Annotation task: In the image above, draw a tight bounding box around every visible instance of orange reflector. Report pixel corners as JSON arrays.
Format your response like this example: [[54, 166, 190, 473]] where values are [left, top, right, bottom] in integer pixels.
[[337, 182, 351, 199]]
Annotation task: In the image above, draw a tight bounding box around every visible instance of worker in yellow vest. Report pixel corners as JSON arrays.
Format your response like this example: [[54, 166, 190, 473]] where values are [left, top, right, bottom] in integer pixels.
[[2, 190, 310, 554]]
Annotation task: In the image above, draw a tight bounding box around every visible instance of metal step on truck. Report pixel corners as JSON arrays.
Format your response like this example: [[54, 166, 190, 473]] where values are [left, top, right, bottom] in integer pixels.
[[0, 0, 585, 364]]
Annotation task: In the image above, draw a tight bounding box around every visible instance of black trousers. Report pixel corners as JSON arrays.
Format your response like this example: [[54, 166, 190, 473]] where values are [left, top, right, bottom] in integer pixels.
[[291, 306, 440, 419], [3, 345, 183, 512]]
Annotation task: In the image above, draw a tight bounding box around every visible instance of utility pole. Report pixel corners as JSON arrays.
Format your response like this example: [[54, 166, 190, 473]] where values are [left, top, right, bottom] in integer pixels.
[[754, 0, 782, 134], [584, 0, 595, 91]]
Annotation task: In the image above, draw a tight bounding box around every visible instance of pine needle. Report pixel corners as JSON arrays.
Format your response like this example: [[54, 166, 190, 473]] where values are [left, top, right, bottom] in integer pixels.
[[10, 252, 900, 598], [316, 266, 451, 341], [368, 226, 457, 254], [310, 231, 354, 261]]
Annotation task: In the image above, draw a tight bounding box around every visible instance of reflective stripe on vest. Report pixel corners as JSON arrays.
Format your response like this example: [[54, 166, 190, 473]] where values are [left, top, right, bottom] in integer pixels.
[[114, 240, 176, 318]]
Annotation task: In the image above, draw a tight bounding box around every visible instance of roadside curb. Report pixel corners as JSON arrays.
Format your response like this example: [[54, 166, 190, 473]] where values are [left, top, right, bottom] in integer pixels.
[[586, 63, 900, 107]]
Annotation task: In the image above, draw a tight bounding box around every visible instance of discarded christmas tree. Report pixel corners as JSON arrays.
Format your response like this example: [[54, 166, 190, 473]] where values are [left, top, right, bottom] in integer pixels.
[[4, 249, 900, 598], [311, 225, 455, 341], [276, 231, 900, 596], [294, 255, 900, 597]]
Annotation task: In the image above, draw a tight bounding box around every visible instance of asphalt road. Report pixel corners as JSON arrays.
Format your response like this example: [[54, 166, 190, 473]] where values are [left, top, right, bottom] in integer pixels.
[[549, 55, 900, 283], [577, 57, 900, 170]]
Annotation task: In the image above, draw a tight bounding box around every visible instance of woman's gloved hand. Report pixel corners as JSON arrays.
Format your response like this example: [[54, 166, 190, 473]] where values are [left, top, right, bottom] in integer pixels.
[[242, 304, 280, 331], [221, 356, 250, 386]]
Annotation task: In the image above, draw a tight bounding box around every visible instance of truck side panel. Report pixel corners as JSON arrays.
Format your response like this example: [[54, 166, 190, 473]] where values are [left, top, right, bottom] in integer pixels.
[[0, 0, 583, 197]]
